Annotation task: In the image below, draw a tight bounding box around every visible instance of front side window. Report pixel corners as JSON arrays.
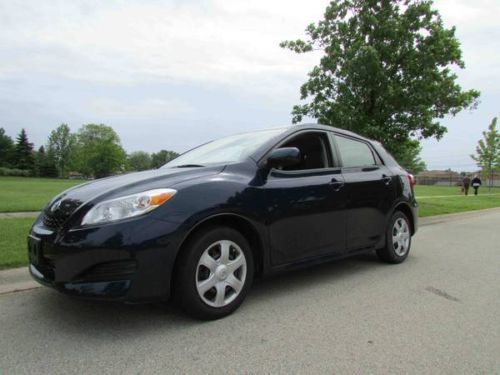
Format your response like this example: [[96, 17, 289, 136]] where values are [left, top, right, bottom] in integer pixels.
[[279, 132, 332, 171], [335, 135, 376, 168]]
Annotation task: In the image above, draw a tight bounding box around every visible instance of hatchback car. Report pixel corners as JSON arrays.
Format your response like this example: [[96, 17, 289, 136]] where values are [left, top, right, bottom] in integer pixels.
[[28, 124, 417, 319]]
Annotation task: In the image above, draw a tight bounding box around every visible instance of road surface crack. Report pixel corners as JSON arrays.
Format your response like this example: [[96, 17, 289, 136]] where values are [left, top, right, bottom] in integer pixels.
[[425, 286, 461, 302]]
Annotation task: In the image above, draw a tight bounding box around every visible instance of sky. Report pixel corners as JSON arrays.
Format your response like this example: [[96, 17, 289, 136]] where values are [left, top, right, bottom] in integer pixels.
[[0, 0, 499, 171]]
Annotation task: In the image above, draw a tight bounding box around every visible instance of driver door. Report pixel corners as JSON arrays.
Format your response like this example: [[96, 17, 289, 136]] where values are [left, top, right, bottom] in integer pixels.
[[261, 131, 348, 265]]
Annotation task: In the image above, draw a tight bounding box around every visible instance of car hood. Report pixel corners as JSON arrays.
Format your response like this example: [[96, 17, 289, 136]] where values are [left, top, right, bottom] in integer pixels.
[[47, 166, 225, 212]]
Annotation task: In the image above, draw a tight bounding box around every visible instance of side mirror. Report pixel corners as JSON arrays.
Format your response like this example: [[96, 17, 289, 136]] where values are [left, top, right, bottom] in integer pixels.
[[267, 147, 301, 169]]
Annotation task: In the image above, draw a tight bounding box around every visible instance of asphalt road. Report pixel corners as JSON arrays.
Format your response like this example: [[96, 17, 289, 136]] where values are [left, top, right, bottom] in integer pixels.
[[1, 211, 499, 374]]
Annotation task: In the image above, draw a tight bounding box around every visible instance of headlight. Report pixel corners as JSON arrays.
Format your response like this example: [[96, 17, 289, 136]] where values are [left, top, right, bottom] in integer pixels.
[[81, 188, 177, 226]]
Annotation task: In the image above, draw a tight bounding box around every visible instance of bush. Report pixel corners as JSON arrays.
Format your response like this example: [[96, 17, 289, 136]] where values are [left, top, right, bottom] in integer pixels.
[[0, 167, 31, 177]]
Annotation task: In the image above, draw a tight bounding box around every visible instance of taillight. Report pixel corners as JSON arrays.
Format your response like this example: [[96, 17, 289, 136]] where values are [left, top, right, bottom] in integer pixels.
[[407, 173, 416, 187]]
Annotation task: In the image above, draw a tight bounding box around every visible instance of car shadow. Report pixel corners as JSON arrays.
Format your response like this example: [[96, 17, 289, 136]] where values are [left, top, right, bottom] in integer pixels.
[[249, 252, 384, 301], [27, 252, 409, 337]]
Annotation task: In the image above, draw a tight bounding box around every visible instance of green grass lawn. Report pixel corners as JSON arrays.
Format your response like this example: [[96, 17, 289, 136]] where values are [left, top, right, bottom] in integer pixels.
[[414, 185, 464, 197], [0, 218, 33, 269], [0, 176, 82, 212], [414, 185, 500, 217]]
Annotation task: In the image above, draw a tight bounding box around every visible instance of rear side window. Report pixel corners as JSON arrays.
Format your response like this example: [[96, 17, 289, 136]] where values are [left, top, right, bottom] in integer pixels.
[[335, 135, 376, 168]]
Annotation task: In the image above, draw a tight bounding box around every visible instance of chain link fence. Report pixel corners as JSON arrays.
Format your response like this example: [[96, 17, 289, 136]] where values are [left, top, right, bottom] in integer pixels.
[[415, 173, 500, 188]]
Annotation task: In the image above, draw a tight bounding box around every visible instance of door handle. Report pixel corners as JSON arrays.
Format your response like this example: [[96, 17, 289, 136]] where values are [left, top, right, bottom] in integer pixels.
[[330, 179, 344, 191], [382, 175, 392, 186]]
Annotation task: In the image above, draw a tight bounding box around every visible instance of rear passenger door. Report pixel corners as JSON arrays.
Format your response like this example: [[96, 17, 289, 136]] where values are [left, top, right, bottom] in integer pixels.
[[332, 134, 396, 251]]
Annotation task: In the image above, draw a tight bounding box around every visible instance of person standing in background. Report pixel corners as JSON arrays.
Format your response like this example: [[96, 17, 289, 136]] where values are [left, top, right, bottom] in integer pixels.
[[462, 175, 471, 195], [471, 175, 482, 195]]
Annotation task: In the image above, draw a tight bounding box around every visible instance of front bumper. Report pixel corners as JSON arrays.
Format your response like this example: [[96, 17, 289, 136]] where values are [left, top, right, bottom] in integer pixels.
[[28, 215, 184, 302], [30, 263, 132, 299]]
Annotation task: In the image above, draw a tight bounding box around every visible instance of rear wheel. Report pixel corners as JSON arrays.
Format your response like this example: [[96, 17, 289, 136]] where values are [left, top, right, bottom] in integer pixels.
[[174, 226, 254, 320], [377, 211, 411, 264]]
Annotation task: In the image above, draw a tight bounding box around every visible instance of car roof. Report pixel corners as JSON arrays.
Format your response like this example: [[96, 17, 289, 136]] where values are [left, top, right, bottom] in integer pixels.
[[286, 123, 374, 142], [227, 123, 374, 143]]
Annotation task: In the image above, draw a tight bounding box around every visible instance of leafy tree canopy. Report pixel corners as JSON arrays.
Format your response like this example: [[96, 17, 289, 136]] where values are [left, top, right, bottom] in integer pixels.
[[151, 150, 179, 169], [74, 124, 127, 178], [471, 117, 500, 188], [127, 151, 152, 171], [47, 124, 76, 178], [0, 128, 15, 167], [34, 146, 58, 178], [393, 139, 426, 174], [281, 0, 480, 159]]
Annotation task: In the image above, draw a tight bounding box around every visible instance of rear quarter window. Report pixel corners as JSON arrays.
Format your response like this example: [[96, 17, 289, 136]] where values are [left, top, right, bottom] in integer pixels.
[[371, 141, 400, 167]]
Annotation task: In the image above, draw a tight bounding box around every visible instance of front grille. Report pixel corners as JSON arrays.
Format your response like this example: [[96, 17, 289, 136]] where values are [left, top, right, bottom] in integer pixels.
[[42, 198, 82, 230], [42, 212, 69, 229]]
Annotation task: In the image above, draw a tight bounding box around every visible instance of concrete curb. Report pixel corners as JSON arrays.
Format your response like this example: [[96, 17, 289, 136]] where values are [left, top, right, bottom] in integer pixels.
[[0, 267, 40, 295], [0, 211, 40, 219], [1, 207, 500, 296], [419, 207, 500, 227]]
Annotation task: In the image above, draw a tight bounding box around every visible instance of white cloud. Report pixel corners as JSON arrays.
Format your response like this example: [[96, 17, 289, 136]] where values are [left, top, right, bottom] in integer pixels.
[[87, 97, 194, 119], [0, 0, 328, 96], [434, 0, 500, 91], [1, 0, 496, 97]]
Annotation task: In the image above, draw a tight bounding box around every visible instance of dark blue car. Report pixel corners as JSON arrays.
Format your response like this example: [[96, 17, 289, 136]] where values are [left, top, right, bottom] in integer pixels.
[[29, 124, 418, 319]]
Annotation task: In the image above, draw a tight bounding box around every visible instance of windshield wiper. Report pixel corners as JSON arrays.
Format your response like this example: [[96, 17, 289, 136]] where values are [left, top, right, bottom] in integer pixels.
[[174, 164, 205, 168]]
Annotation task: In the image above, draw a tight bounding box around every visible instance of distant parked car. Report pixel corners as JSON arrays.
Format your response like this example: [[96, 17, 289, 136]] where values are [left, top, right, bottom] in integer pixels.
[[28, 124, 418, 319], [67, 172, 84, 180]]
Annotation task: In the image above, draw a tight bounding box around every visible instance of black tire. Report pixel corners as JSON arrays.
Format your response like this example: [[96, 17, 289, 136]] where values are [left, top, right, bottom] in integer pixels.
[[376, 211, 412, 264], [174, 226, 254, 320]]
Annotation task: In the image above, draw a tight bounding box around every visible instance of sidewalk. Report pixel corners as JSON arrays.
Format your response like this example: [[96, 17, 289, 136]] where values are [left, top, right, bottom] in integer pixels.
[[0, 211, 40, 219], [419, 206, 500, 226], [0, 267, 39, 295]]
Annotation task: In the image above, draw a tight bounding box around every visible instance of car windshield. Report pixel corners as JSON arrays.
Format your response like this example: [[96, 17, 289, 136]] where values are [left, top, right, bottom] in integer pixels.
[[163, 128, 283, 168]]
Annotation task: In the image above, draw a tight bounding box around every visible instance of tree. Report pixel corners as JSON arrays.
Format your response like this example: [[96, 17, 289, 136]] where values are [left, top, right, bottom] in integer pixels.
[[151, 150, 179, 169], [127, 151, 152, 171], [393, 139, 427, 175], [471, 117, 500, 191], [74, 124, 127, 178], [34, 146, 46, 177], [47, 124, 76, 178], [35, 146, 58, 177], [0, 128, 14, 167], [14, 128, 34, 171], [280, 0, 480, 160]]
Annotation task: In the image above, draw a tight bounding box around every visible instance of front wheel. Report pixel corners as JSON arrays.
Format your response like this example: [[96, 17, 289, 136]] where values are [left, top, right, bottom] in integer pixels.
[[174, 226, 254, 320], [377, 211, 412, 264]]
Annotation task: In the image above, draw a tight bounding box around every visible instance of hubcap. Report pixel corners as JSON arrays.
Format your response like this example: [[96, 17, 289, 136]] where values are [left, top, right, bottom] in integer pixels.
[[195, 240, 247, 308], [392, 217, 410, 256], [216, 265, 228, 280]]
